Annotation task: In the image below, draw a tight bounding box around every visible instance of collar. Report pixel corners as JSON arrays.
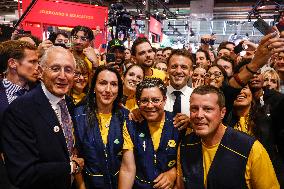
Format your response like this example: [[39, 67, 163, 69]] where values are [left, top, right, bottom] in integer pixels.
[[41, 82, 64, 106], [3, 78, 27, 94], [167, 84, 190, 95]]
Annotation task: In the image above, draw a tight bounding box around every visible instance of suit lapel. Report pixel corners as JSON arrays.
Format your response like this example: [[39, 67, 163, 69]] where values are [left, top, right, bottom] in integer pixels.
[[33, 85, 69, 157]]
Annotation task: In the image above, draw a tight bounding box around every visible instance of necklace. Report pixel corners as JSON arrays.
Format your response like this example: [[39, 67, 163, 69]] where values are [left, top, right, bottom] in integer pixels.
[[235, 113, 251, 134]]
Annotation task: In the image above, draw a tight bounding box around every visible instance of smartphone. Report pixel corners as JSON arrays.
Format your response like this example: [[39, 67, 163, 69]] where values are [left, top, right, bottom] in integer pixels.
[[209, 39, 215, 46], [253, 18, 274, 35], [234, 42, 244, 54], [106, 53, 115, 63], [201, 38, 215, 46]]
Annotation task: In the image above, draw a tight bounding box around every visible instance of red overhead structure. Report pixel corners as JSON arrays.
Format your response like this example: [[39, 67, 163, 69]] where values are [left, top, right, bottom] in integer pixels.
[[149, 16, 162, 36], [149, 16, 162, 43], [18, 0, 108, 48]]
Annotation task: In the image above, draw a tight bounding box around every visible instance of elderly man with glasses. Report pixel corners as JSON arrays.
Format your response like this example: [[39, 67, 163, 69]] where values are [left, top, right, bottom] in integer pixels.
[[2, 46, 84, 189]]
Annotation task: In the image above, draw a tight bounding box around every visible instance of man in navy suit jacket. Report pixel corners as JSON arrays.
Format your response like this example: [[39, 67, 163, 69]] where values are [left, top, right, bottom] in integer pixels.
[[2, 46, 84, 189]]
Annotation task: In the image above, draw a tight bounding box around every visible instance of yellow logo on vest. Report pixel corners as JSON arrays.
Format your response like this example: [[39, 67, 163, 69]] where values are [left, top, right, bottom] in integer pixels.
[[168, 140, 176, 147], [168, 160, 176, 167]]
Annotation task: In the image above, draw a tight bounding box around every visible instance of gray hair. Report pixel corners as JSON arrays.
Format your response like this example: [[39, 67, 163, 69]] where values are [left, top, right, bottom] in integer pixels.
[[39, 46, 75, 67]]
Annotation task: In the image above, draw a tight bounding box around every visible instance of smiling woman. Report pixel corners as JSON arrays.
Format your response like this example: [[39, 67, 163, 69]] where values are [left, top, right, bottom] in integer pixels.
[[73, 65, 128, 189], [225, 84, 283, 183], [122, 64, 145, 111], [119, 78, 179, 189], [68, 57, 89, 105]]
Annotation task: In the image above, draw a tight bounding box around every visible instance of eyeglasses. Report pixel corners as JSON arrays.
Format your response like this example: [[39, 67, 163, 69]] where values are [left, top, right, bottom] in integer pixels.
[[44, 65, 74, 76], [74, 72, 88, 78], [139, 98, 163, 106], [205, 72, 223, 79], [71, 35, 89, 42]]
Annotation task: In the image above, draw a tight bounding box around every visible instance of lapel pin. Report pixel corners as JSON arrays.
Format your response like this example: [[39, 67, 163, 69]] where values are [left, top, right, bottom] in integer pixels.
[[114, 139, 120, 144], [53, 126, 60, 133], [139, 133, 145, 138]]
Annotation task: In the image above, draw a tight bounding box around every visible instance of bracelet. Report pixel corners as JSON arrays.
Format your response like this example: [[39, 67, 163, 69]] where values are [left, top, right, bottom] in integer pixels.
[[233, 74, 246, 87], [245, 64, 258, 75]]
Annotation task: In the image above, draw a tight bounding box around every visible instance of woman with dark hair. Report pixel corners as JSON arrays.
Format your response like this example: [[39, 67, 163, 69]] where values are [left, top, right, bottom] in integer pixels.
[[73, 65, 128, 189], [226, 84, 283, 184], [206, 64, 242, 123], [205, 64, 228, 88], [122, 64, 144, 111]]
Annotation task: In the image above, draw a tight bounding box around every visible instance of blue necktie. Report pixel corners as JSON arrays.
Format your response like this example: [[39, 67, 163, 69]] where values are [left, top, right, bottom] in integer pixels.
[[58, 99, 74, 156]]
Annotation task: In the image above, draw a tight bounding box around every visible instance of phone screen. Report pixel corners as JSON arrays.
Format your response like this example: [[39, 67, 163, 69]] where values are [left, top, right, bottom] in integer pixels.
[[234, 42, 244, 54], [253, 18, 274, 35]]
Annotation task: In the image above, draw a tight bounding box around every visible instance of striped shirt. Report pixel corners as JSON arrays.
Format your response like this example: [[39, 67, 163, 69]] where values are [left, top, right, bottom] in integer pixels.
[[2, 79, 27, 104]]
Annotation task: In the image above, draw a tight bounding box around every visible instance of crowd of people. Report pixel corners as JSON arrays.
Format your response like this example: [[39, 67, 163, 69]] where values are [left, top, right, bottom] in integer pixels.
[[0, 25, 284, 189]]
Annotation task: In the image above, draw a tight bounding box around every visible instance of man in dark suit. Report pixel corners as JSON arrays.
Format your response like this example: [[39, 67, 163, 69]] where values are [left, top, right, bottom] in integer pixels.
[[0, 40, 39, 128], [0, 40, 39, 189], [2, 46, 84, 189]]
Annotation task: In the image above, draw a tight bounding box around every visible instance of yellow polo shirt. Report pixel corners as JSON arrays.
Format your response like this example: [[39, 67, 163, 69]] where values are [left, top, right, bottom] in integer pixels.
[[234, 116, 254, 136], [97, 113, 111, 144], [123, 119, 165, 151], [124, 98, 138, 112], [71, 92, 86, 105], [145, 68, 166, 82]]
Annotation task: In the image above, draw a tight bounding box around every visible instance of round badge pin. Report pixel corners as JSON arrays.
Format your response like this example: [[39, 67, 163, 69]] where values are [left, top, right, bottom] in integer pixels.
[[53, 126, 60, 133]]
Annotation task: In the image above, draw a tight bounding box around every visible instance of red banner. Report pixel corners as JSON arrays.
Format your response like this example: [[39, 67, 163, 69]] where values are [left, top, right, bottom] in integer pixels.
[[20, 0, 108, 47], [22, 0, 32, 14], [149, 16, 162, 36], [22, 0, 107, 29]]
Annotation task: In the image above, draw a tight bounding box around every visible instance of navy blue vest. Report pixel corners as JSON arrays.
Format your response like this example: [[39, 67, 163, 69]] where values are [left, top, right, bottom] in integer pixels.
[[180, 127, 255, 189], [127, 111, 179, 189], [74, 106, 128, 189]]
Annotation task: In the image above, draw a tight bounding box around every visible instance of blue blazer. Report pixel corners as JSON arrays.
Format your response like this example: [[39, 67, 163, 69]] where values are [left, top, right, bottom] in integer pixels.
[[2, 85, 73, 189]]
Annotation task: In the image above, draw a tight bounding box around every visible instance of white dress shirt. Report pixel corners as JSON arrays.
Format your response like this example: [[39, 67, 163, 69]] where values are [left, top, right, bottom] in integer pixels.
[[41, 82, 74, 175], [164, 85, 193, 116]]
